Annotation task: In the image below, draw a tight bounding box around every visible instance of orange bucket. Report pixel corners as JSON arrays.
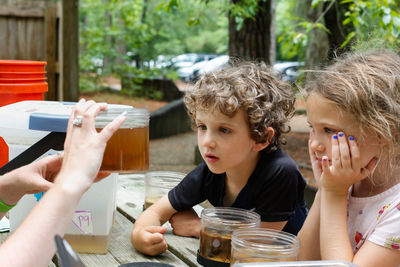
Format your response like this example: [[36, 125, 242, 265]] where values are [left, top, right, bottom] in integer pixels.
[[0, 78, 47, 83], [0, 82, 48, 107], [0, 71, 46, 79], [0, 60, 46, 72]]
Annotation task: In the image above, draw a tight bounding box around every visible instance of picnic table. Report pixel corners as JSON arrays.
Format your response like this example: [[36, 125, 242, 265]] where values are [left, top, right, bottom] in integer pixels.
[[77, 173, 201, 267]]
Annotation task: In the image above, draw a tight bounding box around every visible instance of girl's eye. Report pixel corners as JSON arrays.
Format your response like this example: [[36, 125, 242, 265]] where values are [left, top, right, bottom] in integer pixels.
[[324, 127, 335, 134], [220, 127, 231, 134]]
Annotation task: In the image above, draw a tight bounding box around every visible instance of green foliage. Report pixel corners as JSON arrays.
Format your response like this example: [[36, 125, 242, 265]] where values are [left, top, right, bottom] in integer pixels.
[[340, 0, 400, 48], [277, 0, 400, 61], [79, 0, 228, 97]]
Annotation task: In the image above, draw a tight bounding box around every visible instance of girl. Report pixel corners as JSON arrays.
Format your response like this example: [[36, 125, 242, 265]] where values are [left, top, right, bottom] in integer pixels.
[[298, 50, 400, 266]]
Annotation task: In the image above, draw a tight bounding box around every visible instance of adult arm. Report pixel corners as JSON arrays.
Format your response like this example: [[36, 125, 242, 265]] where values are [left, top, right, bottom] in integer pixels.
[[0, 99, 125, 267]]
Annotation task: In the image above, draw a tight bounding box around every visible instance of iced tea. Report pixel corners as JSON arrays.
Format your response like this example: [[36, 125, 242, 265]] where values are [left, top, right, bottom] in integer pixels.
[[199, 230, 232, 263], [99, 126, 149, 172], [64, 234, 111, 254]]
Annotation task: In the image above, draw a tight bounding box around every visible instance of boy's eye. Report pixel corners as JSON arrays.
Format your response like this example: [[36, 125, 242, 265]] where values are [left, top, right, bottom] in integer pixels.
[[220, 127, 231, 134], [197, 124, 206, 131]]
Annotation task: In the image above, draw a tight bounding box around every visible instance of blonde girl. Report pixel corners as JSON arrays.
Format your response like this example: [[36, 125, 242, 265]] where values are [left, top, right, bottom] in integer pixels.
[[298, 50, 400, 266]]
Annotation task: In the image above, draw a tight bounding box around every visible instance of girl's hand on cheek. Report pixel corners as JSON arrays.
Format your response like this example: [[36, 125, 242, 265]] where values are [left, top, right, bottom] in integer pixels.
[[308, 131, 322, 188], [320, 133, 370, 195]]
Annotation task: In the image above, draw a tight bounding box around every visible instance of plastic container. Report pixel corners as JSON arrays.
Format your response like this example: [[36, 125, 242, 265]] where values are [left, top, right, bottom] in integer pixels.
[[230, 228, 300, 265], [231, 261, 358, 267], [144, 171, 185, 210], [96, 105, 150, 173], [0, 101, 144, 254], [197, 207, 261, 266], [0, 59, 46, 72], [10, 174, 118, 254]]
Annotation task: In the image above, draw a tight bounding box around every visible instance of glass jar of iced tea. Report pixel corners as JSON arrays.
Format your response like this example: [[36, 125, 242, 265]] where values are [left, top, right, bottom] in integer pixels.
[[197, 207, 260, 266], [144, 171, 185, 210], [230, 228, 300, 265], [96, 104, 149, 173]]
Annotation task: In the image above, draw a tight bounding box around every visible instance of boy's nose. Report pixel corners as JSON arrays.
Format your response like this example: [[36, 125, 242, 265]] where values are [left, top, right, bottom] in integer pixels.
[[202, 132, 216, 148]]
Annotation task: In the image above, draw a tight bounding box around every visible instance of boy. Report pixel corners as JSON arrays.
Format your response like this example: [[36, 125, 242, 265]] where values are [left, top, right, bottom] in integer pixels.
[[131, 62, 307, 256]]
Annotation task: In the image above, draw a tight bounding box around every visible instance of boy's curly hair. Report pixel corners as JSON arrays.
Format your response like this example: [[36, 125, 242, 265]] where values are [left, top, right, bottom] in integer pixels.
[[184, 61, 296, 149]]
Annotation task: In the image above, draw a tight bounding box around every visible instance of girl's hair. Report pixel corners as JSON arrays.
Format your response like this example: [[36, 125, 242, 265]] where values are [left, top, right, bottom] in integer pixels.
[[184, 61, 295, 149], [304, 50, 400, 179]]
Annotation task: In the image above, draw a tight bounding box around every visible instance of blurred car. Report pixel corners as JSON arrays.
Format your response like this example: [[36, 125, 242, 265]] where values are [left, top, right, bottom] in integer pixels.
[[191, 55, 230, 82], [174, 53, 219, 82], [273, 61, 305, 83]]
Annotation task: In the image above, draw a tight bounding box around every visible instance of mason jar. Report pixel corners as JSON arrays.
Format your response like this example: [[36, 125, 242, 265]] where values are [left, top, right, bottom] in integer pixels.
[[95, 104, 149, 173], [197, 207, 260, 266], [144, 171, 185, 210], [230, 228, 300, 265]]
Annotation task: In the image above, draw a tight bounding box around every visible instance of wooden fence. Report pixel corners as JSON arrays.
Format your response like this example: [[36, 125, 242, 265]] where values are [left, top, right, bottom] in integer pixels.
[[0, 0, 78, 101]]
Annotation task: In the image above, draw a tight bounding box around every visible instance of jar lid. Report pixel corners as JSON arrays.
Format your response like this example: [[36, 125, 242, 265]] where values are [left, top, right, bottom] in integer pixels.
[[95, 104, 149, 128]]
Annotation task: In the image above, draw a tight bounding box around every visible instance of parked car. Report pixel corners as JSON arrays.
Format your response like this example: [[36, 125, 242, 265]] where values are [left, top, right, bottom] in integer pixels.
[[191, 55, 230, 82], [273, 61, 305, 83], [173, 53, 219, 82]]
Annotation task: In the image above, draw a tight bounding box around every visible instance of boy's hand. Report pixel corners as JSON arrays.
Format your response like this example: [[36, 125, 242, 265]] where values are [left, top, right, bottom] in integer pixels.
[[132, 226, 168, 256], [169, 209, 201, 237], [320, 132, 377, 195]]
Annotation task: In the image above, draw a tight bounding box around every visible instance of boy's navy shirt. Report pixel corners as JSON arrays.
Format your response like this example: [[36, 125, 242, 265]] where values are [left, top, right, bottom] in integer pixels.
[[168, 146, 308, 235]]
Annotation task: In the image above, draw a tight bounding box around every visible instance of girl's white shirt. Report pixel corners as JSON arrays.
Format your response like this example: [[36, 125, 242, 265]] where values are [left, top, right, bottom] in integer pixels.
[[348, 181, 400, 252]]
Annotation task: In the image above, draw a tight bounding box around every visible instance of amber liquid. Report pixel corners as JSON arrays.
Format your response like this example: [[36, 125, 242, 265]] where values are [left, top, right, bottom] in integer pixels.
[[99, 127, 149, 172], [230, 252, 297, 265], [64, 234, 111, 254], [199, 230, 232, 263]]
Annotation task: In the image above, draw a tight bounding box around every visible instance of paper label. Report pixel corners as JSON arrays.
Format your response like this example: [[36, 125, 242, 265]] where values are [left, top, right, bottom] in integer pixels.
[[72, 210, 93, 234]]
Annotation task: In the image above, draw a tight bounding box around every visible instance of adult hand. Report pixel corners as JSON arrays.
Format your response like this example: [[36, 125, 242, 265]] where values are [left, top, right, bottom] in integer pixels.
[[169, 209, 201, 237], [55, 99, 126, 196], [320, 132, 377, 195], [0, 154, 62, 205], [132, 226, 168, 256]]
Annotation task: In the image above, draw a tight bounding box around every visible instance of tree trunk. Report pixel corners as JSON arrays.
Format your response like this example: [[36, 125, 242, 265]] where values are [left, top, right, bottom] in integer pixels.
[[323, 1, 353, 59], [296, 0, 329, 80], [228, 0, 276, 65]]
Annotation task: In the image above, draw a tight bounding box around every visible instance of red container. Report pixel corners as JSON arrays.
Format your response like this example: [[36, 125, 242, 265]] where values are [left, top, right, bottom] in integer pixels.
[[0, 78, 47, 83], [0, 71, 46, 79], [0, 60, 46, 72], [0, 82, 48, 107]]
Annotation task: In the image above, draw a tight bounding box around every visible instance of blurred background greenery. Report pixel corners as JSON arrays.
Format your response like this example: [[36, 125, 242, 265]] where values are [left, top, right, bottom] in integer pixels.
[[78, 0, 400, 97]]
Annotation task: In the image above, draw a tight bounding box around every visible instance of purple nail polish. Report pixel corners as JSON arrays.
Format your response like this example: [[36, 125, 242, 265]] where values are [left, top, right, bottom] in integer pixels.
[[323, 157, 327, 161], [333, 135, 338, 139], [349, 136, 354, 141], [339, 133, 343, 137]]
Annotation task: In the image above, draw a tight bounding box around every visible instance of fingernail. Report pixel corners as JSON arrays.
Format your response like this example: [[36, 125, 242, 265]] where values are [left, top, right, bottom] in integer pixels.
[[120, 111, 127, 117], [339, 133, 343, 137], [323, 157, 327, 161], [78, 98, 85, 103], [349, 136, 354, 141], [333, 135, 338, 139]]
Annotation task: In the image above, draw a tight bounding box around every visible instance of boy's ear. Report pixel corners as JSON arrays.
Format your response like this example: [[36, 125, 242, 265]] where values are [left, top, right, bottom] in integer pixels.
[[254, 127, 275, 152]]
